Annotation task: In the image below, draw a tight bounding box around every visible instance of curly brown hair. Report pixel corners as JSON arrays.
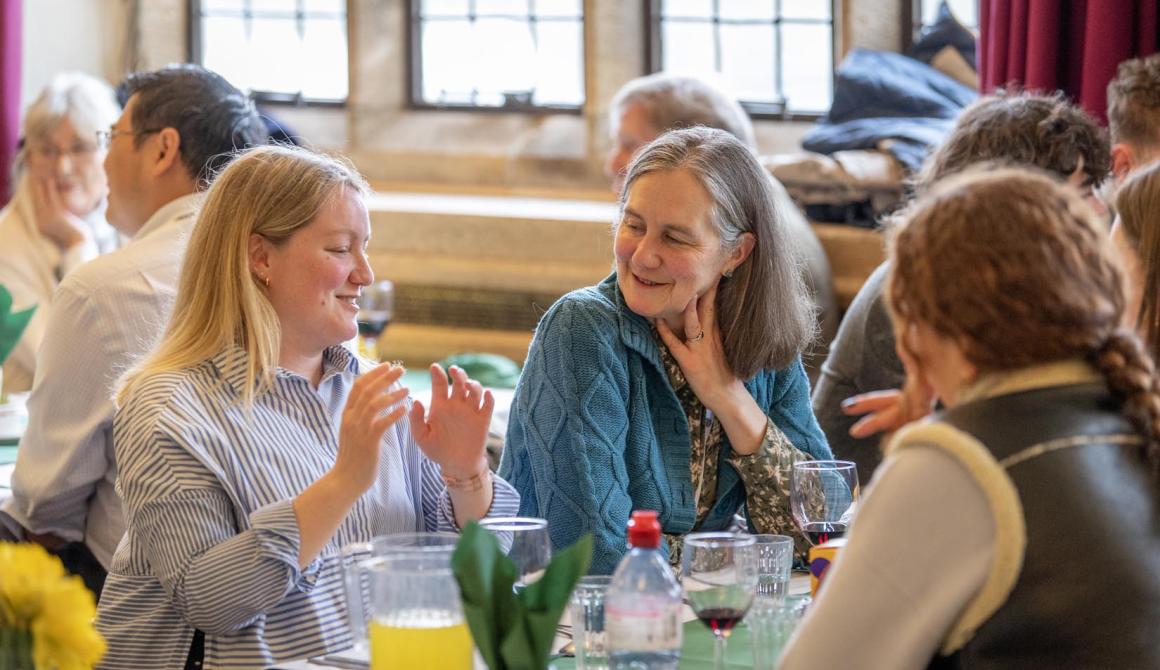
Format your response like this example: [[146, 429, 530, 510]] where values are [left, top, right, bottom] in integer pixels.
[[889, 167, 1160, 470], [1108, 54, 1160, 150], [913, 90, 1110, 196]]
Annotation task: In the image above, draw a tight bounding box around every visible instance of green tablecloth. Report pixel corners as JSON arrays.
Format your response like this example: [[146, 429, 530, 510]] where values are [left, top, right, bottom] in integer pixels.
[[551, 619, 759, 669], [0, 445, 17, 463]]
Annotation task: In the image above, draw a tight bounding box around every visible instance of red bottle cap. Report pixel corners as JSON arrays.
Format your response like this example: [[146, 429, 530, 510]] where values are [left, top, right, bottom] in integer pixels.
[[627, 510, 661, 549]]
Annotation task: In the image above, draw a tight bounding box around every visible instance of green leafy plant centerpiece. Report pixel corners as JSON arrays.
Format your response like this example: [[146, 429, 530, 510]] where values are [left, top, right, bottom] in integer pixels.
[[0, 285, 36, 401], [452, 522, 592, 670]]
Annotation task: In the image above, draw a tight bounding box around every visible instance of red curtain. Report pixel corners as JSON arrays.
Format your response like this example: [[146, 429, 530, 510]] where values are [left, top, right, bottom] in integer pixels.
[[979, 0, 1159, 123], [0, 0, 19, 205]]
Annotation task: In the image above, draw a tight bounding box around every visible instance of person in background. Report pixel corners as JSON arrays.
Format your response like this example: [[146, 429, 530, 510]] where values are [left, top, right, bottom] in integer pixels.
[[0, 73, 120, 394], [605, 73, 837, 380], [780, 167, 1160, 669], [1106, 53, 1160, 183], [813, 91, 1110, 485], [1105, 55, 1160, 341], [97, 144, 519, 669], [0, 64, 267, 596], [1112, 161, 1160, 359], [501, 127, 831, 575]]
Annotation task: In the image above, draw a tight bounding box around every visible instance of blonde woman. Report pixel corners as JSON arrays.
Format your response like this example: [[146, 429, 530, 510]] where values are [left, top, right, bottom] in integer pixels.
[[96, 145, 518, 669], [780, 168, 1160, 669], [0, 73, 120, 393]]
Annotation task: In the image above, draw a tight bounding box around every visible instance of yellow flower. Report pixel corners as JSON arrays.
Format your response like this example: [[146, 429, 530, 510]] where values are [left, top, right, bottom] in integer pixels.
[[0, 542, 105, 669]]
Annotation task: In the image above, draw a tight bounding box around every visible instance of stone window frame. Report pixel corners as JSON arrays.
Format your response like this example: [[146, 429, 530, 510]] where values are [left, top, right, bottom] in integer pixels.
[[644, 0, 838, 121], [187, 0, 351, 105], [406, 0, 588, 113], [136, 0, 904, 192]]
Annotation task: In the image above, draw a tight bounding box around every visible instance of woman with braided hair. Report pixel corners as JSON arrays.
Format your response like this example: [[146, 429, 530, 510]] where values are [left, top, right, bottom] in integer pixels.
[[779, 166, 1160, 670]]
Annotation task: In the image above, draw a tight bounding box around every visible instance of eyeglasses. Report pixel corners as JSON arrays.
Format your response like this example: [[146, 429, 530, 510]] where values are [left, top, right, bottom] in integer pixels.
[[26, 142, 99, 163], [95, 126, 163, 150]]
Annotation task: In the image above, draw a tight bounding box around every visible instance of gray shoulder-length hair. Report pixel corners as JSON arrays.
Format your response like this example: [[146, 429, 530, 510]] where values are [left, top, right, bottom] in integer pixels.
[[620, 126, 816, 378], [14, 72, 120, 177]]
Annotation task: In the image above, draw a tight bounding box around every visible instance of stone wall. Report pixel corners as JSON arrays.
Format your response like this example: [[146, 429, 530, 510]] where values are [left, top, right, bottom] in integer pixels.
[[123, 0, 907, 193]]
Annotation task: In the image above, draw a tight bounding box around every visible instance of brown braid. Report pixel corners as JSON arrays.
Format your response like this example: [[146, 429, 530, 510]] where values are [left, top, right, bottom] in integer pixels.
[[1092, 331, 1160, 472], [887, 166, 1160, 470]]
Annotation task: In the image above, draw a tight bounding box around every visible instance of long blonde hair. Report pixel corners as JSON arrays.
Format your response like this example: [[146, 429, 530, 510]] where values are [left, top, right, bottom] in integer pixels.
[[117, 144, 369, 407]]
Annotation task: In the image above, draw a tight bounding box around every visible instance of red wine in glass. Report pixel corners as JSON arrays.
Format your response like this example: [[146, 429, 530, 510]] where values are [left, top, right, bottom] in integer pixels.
[[801, 521, 847, 545], [682, 533, 758, 670], [791, 460, 859, 546], [695, 607, 748, 636]]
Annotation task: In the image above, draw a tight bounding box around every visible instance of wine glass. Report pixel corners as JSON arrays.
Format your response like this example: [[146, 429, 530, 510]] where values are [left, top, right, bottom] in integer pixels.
[[477, 516, 552, 590], [790, 460, 859, 546], [357, 280, 394, 361], [682, 532, 758, 670]]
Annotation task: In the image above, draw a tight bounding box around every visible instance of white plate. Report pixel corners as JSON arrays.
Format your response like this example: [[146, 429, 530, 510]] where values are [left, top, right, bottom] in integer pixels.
[[0, 392, 29, 442]]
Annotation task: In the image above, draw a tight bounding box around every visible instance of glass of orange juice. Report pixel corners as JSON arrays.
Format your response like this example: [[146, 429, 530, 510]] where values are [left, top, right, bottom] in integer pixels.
[[343, 532, 473, 669]]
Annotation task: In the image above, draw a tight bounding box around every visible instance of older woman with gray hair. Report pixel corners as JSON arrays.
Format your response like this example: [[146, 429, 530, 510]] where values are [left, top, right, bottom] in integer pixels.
[[0, 72, 120, 393], [500, 127, 832, 574], [605, 73, 838, 380]]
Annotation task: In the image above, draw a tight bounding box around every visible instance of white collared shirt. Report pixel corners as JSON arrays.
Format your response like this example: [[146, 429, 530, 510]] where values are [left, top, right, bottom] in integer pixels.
[[0, 193, 200, 568], [0, 175, 120, 394]]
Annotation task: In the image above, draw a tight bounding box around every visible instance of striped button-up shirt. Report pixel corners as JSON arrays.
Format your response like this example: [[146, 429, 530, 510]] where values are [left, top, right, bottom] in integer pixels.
[[96, 345, 519, 669]]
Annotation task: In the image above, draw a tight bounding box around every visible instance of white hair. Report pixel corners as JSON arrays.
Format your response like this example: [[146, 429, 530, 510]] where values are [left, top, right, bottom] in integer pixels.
[[14, 72, 120, 176], [609, 73, 757, 149]]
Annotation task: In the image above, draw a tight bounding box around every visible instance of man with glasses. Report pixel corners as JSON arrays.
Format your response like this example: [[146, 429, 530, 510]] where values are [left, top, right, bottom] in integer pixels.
[[0, 64, 267, 597]]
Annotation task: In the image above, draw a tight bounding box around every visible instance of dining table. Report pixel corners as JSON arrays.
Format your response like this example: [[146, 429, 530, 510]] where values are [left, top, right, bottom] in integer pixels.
[[277, 574, 812, 670], [0, 392, 27, 502]]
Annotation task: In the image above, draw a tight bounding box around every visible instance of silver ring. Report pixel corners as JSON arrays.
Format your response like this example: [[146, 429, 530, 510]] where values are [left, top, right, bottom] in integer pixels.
[[687, 331, 705, 343]]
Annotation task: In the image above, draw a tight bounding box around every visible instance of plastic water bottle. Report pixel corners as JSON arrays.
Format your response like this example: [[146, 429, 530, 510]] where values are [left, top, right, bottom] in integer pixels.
[[605, 510, 682, 669]]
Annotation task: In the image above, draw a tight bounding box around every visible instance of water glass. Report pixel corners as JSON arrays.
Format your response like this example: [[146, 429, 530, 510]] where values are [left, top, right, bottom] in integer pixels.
[[570, 575, 612, 670], [748, 593, 810, 670], [478, 516, 552, 589], [753, 535, 794, 602]]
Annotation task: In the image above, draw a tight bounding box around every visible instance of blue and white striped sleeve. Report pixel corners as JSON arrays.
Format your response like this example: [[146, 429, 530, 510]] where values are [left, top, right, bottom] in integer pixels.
[[419, 459, 521, 532], [117, 420, 314, 635]]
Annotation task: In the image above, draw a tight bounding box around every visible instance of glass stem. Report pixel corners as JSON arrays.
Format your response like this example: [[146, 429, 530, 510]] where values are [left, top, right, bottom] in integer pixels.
[[714, 633, 726, 670]]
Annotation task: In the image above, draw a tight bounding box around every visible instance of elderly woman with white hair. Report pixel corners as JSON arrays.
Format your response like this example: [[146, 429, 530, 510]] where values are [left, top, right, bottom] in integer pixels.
[[0, 72, 121, 393]]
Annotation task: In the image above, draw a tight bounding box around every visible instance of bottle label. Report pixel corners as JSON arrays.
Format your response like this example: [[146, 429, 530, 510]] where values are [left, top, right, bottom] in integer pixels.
[[606, 604, 683, 652]]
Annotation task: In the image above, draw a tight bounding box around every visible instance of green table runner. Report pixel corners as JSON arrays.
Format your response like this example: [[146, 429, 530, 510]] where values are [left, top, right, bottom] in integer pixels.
[[551, 619, 759, 669]]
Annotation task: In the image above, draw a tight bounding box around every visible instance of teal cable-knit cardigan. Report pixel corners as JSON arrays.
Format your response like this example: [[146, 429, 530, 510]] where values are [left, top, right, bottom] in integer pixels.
[[499, 274, 831, 574]]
